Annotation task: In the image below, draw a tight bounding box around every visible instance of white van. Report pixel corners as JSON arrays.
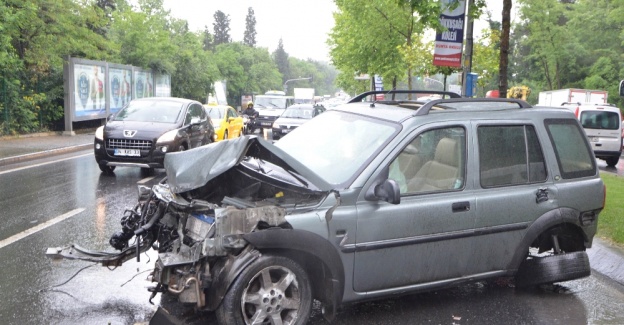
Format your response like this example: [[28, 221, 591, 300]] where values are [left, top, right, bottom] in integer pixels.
[[562, 102, 622, 167]]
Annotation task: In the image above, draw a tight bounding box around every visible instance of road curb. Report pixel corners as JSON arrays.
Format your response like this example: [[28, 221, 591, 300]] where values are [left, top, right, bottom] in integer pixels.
[[0, 143, 92, 167], [588, 237, 624, 287]]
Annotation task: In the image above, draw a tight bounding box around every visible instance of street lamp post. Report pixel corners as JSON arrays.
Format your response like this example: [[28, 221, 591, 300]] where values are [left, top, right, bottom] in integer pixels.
[[283, 77, 312, 94]]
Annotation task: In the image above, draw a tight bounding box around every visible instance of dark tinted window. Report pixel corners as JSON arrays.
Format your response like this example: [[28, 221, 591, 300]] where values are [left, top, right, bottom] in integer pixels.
[[545, 119, 596, 179], [478, 125, 547, 187], [580, 111, 620, 130]]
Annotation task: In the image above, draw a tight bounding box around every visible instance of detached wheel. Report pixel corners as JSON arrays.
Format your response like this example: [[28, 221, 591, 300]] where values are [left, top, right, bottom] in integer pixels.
[[98, 163, 115, 174], [216, 254, 312, 325], [515, 251, 590, 288]]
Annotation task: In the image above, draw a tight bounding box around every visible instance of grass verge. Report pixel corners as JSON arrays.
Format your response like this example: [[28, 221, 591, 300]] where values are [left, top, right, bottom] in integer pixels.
[[598, 173, 624, 246]]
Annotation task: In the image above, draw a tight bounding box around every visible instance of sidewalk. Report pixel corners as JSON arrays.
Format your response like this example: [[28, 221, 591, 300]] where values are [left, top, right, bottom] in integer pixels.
[[0, 131, 623, 288], [0, 131, 94, 166]]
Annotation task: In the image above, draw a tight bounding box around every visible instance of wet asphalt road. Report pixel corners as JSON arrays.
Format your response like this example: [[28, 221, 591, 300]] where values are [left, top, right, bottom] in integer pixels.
[[0, 151, 624, 325]]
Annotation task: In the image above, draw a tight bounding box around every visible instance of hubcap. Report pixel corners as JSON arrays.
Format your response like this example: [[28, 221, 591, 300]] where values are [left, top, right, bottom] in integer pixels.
[[241, 266, 301, 325]]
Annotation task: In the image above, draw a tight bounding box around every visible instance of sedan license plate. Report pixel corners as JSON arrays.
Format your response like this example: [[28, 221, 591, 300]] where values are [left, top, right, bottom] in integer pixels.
[[114, 149, 140, 156], [262, 122, 272, 126], [281, 129, 291, 134], [589, 136, 599, 142]]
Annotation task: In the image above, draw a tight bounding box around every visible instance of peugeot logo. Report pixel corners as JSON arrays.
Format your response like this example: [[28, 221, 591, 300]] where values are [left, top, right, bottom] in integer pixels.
[[123, 130, 137, 137]]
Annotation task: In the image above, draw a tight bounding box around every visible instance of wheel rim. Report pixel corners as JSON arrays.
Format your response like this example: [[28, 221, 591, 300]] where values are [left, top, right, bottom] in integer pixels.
[[241, 266, 301, 325]]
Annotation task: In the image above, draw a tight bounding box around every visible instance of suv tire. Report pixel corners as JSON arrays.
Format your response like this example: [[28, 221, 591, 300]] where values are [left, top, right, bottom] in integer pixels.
[[515, 251, 590, 288], [216, 254, 312, 325]]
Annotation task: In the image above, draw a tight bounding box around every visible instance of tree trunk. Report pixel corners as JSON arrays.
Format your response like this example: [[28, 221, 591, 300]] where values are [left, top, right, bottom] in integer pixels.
[[498, 0, 512, 98]]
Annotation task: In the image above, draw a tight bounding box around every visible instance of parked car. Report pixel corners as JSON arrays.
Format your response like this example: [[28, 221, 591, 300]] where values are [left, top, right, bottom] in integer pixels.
[[271, 103, 325, 140], [50, 90, 604, 325], [94, 97, 214, 174], [204, 104, 244, 141]]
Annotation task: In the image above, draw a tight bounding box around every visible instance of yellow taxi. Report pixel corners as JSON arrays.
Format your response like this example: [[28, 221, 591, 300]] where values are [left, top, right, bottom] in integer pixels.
[[203, 104, 244, 141]]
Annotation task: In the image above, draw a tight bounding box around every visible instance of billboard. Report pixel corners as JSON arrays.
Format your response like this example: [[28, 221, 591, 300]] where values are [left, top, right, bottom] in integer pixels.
[[63, 57, 173, 132], [133, 70, 153, 99], [108, 65, 133, 113], [73, 63, 107, 117], [154, 74, 171, 97], [433, 0, 466, 68]]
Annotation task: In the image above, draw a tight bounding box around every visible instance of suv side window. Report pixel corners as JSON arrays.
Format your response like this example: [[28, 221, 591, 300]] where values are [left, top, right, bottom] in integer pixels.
[[390, 126, 465, 194], [478, 125, 547, 187], [545, 118, 596, 179]]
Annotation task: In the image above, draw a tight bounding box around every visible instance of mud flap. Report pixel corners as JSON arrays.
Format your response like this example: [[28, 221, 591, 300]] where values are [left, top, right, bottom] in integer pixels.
[[148, 307, 184, 325], [45, 244, 148, 267]]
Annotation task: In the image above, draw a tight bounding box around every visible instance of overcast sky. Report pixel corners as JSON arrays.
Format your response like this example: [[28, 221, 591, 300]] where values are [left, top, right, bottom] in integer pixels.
[[163, 1, 511, 62]]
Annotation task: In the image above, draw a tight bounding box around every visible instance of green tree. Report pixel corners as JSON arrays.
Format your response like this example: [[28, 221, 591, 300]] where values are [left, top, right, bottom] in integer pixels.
[[273, 38, 290, 83], [1, 0, 114, 134], [213, 10, 231, 46], [243, 7, 257, 47], [202, 25, 214, 51], [168, 18, 218, 101], [109, 0, 176, 72], [213, 42, 282, 106]]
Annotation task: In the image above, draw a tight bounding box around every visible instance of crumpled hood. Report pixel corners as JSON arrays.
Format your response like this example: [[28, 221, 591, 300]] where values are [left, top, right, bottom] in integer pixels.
[[164, 135, 332, 193]]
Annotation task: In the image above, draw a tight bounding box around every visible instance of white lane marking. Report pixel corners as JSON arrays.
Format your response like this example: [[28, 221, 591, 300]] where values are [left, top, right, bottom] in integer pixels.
[[137, 176, 155, 184], [0, 208, 85, 250], [0, 153, 93, 176]]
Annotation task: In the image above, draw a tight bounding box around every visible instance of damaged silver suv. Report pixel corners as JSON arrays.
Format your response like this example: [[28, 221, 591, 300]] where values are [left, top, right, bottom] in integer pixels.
[[47, 90, 605, 325]]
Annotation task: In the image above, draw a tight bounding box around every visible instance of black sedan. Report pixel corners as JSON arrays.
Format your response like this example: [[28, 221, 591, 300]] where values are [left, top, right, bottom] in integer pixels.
[[94, 97, 215, 174]]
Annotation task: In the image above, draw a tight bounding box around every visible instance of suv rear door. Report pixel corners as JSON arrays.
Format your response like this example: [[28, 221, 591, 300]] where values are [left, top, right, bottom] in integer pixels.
[[470, 121, 556, 272]]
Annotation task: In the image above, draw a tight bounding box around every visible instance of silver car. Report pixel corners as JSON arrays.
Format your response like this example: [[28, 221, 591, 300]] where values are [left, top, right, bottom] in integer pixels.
[[48, 90, 604, 325]]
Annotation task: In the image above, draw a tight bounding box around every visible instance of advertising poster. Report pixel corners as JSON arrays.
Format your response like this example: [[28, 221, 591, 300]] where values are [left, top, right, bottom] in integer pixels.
[[154, 74, 171, 97], [108, 68, 132, 113], [433, 0, 466, 68], [73, 63, 106, 116], [133, 70, 153, 99]]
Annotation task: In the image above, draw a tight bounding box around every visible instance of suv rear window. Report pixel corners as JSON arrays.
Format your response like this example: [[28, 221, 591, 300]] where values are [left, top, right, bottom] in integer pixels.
[[545, 119, 596, 179], [478, 125, 547, 187]]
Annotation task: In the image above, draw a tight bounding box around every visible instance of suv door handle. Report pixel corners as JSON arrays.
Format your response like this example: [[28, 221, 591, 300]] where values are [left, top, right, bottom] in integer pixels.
[[452, 201, 470, 212]]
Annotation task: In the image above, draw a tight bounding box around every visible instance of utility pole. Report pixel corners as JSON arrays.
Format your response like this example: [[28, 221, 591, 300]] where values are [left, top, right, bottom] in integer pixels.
[[461, 0, 475, 97]]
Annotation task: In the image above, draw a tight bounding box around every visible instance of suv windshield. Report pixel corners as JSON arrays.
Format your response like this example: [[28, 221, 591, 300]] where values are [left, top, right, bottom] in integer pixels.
[[255, 96, 288, 109], [115, 100, 183, 123], [276, 110, 398, 186]]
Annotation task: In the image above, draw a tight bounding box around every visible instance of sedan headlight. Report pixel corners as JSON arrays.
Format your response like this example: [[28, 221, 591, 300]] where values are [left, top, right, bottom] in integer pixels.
[[157, 129, 178, 144], [272, 122, 281, 129], [95, 126, 104, 140]]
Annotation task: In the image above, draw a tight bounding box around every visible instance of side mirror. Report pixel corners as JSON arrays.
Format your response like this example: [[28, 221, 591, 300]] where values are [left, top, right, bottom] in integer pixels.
[[365, 179, 401, 204], [620, 80, 624, 97]]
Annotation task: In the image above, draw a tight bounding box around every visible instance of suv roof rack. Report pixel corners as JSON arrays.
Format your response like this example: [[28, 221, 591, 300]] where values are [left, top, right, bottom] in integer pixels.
[[416, 98, 532, 115], [348, 90, 461, 103]]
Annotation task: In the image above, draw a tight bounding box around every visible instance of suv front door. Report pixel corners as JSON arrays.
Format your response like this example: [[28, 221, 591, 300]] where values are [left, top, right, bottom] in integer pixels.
[[353, 124, 478, 292]]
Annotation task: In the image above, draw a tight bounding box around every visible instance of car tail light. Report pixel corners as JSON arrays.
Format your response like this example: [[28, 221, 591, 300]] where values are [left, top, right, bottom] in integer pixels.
[[574, 107, 579, 118]]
